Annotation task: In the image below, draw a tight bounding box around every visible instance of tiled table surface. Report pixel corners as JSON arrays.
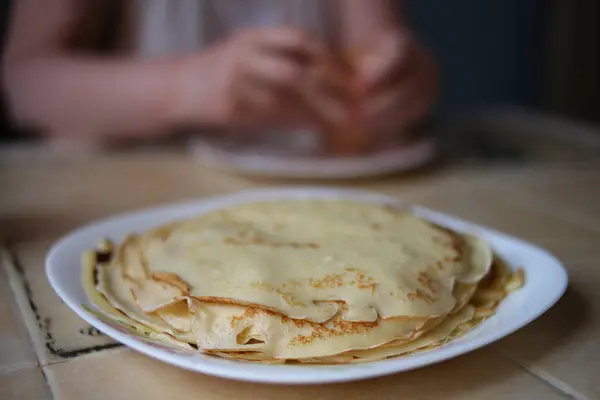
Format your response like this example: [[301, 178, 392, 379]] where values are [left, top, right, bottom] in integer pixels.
[[2, 113, 600, 399]]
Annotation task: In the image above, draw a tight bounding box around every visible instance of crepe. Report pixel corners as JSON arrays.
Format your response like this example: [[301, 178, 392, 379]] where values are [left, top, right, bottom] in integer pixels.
[[209, 257, 521, 364], [97, 253, 435, 358], [81, 199, 523, 364], [119, 200, 492, 322], [297, 305, 476, 364]]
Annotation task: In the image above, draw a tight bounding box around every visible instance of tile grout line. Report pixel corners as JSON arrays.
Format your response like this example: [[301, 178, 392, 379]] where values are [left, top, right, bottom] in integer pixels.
[[498, 350, 589, 400], [0, 246, 45, 366], [1, 246, 49, 367], [4, 241, 125, 357], [40, 346, 126, 368], [1, 245, 55, 399], [3, 245, 84, 400], [0, 362, 39, 375], [40, 363, 60, 400], [40, 348, 127, 399]]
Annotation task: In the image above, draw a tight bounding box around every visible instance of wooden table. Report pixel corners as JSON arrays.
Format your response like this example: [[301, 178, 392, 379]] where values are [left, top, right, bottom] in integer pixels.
[[1, 112, 599, 399]]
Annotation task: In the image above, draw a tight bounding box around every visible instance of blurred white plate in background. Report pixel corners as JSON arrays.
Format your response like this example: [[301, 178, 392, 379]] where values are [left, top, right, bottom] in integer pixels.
[[189, 135, 438, 179]]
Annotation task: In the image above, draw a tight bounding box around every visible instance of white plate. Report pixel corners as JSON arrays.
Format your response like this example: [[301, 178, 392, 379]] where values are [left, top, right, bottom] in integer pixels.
[[189, 138, 438, 179], [46, 188, 567, 385]]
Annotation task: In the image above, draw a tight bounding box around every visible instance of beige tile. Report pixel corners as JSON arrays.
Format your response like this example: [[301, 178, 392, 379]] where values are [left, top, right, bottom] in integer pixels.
[[0, 250, 38, 373], [5, 241, 120, 366], [0, 157, 253, 243], [455, 166, 600, 233], [414, 183, 600, 263], [45, 348, 567, 400], [0, 367, 51, 400]]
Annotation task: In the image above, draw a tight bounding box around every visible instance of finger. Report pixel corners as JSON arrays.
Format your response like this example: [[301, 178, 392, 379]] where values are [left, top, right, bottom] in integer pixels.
[[312, 56, 355, 101], [359, 32, 413, 93], [297, 64, 354, 128], [243, 55, 353, 127], [234, 77, 276, 123], [321, 114, 372, 156], [362, 71, 432, 138], [364, 42, 436, 116], [364, 66, 420, 120], [242, 52, 305, 92], [373, 84, 433, 139], [293, 52, 361, 127], [298, 85, 350, 128], [248, 27, 322, 60], [236, 72, 313, 126]]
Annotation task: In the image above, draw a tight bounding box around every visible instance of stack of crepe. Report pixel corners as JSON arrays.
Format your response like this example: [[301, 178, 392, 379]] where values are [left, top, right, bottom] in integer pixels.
[[82, 199, 524, 364]]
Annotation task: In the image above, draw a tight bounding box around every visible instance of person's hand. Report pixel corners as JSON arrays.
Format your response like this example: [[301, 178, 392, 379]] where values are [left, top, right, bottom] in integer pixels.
[[354, 29, 437, 144], [171, 27, 347, 130]]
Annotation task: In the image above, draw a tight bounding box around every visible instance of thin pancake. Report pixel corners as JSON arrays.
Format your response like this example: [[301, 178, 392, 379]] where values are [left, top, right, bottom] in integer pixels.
[[129, 200, 492, 322], [95, 253, 437, 359]]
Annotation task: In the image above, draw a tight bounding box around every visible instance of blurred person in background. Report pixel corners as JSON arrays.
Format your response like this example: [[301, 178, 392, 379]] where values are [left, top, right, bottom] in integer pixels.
[[2, 0, 436, 156]]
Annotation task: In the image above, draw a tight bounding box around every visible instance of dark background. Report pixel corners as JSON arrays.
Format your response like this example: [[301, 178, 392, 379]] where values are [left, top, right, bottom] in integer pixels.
[[405, 0, 598, 123]]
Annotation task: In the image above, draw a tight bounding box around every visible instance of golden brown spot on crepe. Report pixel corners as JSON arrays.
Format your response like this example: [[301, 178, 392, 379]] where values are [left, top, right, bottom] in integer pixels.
[[406, 289, 435, 304], [451, 236, 463, 254], [418, 272, 436, 294], [224, 237, 242, 245], [371, 223, 381, 230], [151, 271, 191, 295], [276, 289, 307, 308], [193, 296, 282, 315], [230, 307, 259, 328], [332, 319, 378, 332], [444, 256, 460, 263], [310, 274, 345, 289], [289, 318, 379, 346], [355, 271, 378, 292], [279, 313, 312, 328], [431, 224, 464, 257], [229, 306, 314, 330], [129, 288, 137, 303]]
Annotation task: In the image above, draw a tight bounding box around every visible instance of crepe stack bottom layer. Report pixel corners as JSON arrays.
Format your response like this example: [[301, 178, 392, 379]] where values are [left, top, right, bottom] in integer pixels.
[[82, 200, 524, 364]]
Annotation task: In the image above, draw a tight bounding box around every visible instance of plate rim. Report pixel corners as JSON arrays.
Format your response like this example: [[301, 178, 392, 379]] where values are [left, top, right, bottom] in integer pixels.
[[45, 187, 568, 384], [189, 138, 438, 179]]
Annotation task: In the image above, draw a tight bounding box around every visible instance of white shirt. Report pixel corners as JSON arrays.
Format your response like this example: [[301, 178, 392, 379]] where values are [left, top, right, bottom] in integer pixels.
[[132, 0, 330, 57]]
